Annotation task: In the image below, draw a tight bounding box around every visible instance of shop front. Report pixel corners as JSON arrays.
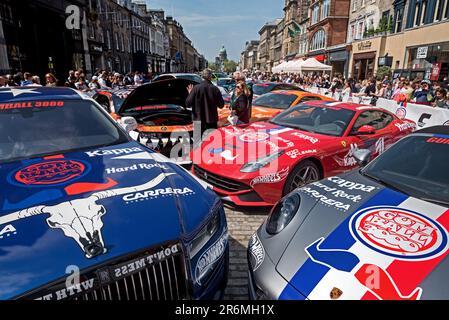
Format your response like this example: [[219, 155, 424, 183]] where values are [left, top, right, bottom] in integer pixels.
[[89, 43, 104, 74], [353, 51, 376, 80], [328, 47, 349, 78], [402, 42, 449, 81], [349, 36, 387, 80]]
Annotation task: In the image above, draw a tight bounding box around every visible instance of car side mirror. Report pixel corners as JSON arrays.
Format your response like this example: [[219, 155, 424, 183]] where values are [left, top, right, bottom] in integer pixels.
[[356, 125, 376, 135], [354, 149, 372, 167], [119, 116, 138, 133]]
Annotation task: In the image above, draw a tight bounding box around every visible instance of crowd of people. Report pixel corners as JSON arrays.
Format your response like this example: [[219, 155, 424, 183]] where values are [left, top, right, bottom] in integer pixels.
[[245, 71, 449, 109], [1, 68, 449, 112], [0, 69, 152, 91]]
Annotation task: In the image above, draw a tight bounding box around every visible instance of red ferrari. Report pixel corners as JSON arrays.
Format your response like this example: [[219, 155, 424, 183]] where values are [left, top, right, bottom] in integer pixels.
[[192, 101, 416, 206]]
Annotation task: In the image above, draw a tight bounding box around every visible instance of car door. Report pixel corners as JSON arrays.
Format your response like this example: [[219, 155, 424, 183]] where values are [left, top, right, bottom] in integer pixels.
[[349, 109, 395, 157]]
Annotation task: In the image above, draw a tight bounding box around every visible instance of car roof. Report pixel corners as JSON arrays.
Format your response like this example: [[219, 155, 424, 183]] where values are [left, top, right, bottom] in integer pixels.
[[297, 99, 370, 111], [415, 125, 449, 135], [0, 86, 83, 103], [255, 82, 287, 86], [157, 73, 198, 77]]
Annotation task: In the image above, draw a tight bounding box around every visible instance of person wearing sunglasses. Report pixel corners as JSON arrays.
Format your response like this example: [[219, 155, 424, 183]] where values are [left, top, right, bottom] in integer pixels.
[[229, 81, 250, 125]]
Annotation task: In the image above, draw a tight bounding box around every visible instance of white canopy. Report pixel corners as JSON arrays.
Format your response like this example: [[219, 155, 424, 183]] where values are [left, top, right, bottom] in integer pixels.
[[272, 61, 287, 73], [300, 58, 332, 71], [285, 59, 304, 72], [272, 60, 301, 73]]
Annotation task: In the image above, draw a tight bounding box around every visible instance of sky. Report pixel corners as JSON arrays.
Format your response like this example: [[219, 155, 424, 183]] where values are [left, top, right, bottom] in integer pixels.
[[145, 0, 283, 62]]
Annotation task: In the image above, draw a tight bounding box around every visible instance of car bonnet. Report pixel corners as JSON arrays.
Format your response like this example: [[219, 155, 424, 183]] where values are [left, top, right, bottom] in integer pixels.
[[275, 170, 449, 300], [118, 78, 197, 115], [0, 141, 217, 299]]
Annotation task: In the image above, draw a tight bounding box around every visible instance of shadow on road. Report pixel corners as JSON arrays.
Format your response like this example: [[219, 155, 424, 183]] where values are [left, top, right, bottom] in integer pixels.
[[223, 202, 272, 216], [224, 234, 250, 300]]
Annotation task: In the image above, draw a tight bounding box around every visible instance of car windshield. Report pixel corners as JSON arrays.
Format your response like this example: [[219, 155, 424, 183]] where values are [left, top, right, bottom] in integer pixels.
[[217, 79, 234, 86], [253, 92, 297, 109], [270, 104, 355, 136], [214, 72, 227, 78], [0, 100, 129, 163], [177, 74, 202, 83], [362, 135, 449, 205], [217, 86, 228, 95], [111, 94, 125, 110], [253, 83, 276, 95]]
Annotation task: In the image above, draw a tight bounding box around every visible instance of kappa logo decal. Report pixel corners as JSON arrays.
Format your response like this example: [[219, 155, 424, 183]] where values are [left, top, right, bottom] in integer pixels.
[[12, 160, 89, 186], [350, 207, 448, 260], [0, 173, 173, 258]]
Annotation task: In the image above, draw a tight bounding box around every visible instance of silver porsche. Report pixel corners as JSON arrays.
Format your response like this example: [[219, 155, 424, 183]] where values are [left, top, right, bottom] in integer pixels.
[[248, 125, 449, 300]]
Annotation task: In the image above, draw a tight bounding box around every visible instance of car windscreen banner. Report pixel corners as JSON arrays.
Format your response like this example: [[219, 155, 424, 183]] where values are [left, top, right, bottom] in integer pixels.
[[376, 97, 449, 128]]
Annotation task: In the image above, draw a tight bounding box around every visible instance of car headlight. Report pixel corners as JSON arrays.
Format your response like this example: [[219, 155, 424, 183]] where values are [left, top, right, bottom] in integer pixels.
[[240, 151, 284, 173], [266, 193, 300, 235], [189, 212, 220, 258]]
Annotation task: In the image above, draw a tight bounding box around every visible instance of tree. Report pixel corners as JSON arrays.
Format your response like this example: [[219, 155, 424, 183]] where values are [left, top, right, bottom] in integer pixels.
[[223, 60, 238, 73], [376, 66, 392, 80], [208, 62, 219, 71]]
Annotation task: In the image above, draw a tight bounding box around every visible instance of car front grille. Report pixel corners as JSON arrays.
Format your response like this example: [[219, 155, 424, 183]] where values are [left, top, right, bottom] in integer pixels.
[[193, 165, 250, 193], [20, 242, 189, 301], [73, 253, 185, 301]]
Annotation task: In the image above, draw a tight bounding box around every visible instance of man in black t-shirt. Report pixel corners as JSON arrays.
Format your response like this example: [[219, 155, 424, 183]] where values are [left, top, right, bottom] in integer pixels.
[[364, 78, 377, 97]]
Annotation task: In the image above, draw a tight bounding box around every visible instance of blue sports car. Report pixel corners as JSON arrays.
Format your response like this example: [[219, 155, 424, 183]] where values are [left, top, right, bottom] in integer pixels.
[[0, 87, 228, 300]]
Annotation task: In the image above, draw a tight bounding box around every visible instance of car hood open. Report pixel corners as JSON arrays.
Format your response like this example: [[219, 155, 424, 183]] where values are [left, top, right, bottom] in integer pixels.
[[118, 78, 198, 115]]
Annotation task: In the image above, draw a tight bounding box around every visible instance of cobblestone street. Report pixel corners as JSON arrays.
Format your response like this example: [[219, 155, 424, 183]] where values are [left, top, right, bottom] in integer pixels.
[[223, 204, 271, 300]]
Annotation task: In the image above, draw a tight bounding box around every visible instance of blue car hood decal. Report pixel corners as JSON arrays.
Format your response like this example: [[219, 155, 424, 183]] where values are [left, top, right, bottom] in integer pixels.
[[0, 141, 216, 299]]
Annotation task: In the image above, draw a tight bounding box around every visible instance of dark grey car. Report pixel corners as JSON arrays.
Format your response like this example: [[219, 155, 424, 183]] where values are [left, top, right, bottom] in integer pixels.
[[248, 126, 449, 300]]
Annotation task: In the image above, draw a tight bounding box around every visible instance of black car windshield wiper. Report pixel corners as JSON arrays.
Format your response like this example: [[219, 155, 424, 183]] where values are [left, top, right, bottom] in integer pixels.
[[361, 171, 407, 195]]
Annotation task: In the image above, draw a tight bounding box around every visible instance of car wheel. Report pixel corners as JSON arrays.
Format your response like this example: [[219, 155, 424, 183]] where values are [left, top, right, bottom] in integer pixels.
[[283, 160, 320, 195]]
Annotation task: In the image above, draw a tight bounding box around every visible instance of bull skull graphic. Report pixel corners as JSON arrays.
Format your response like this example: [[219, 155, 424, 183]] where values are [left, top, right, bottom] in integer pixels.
[[0, 173, 174, 258]]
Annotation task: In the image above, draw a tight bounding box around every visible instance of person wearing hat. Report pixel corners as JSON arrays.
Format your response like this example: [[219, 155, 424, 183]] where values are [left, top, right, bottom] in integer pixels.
[[89, 76, 101, 90], [413, 79, 434, 105], [186, 68, 224, 140]]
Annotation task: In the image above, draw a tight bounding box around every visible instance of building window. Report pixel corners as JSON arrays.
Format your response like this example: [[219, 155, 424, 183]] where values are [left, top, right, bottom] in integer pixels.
[[115, 34, 119, 50], [106, 30, 111, 49], [443, 0, 448, 19], [394, 7, 404, 32], [421, 0, 427, 25], [361, 0, 366, 6], [414, 3, 420, 26], [88, 24, 95, 39], [312, 4, 319, 24], [356, 21, 364, 39], [352, 0, 357, 12], [321, 0, 330, 20], [310, 29, 326, 51], [435, 0, 448, 21]]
